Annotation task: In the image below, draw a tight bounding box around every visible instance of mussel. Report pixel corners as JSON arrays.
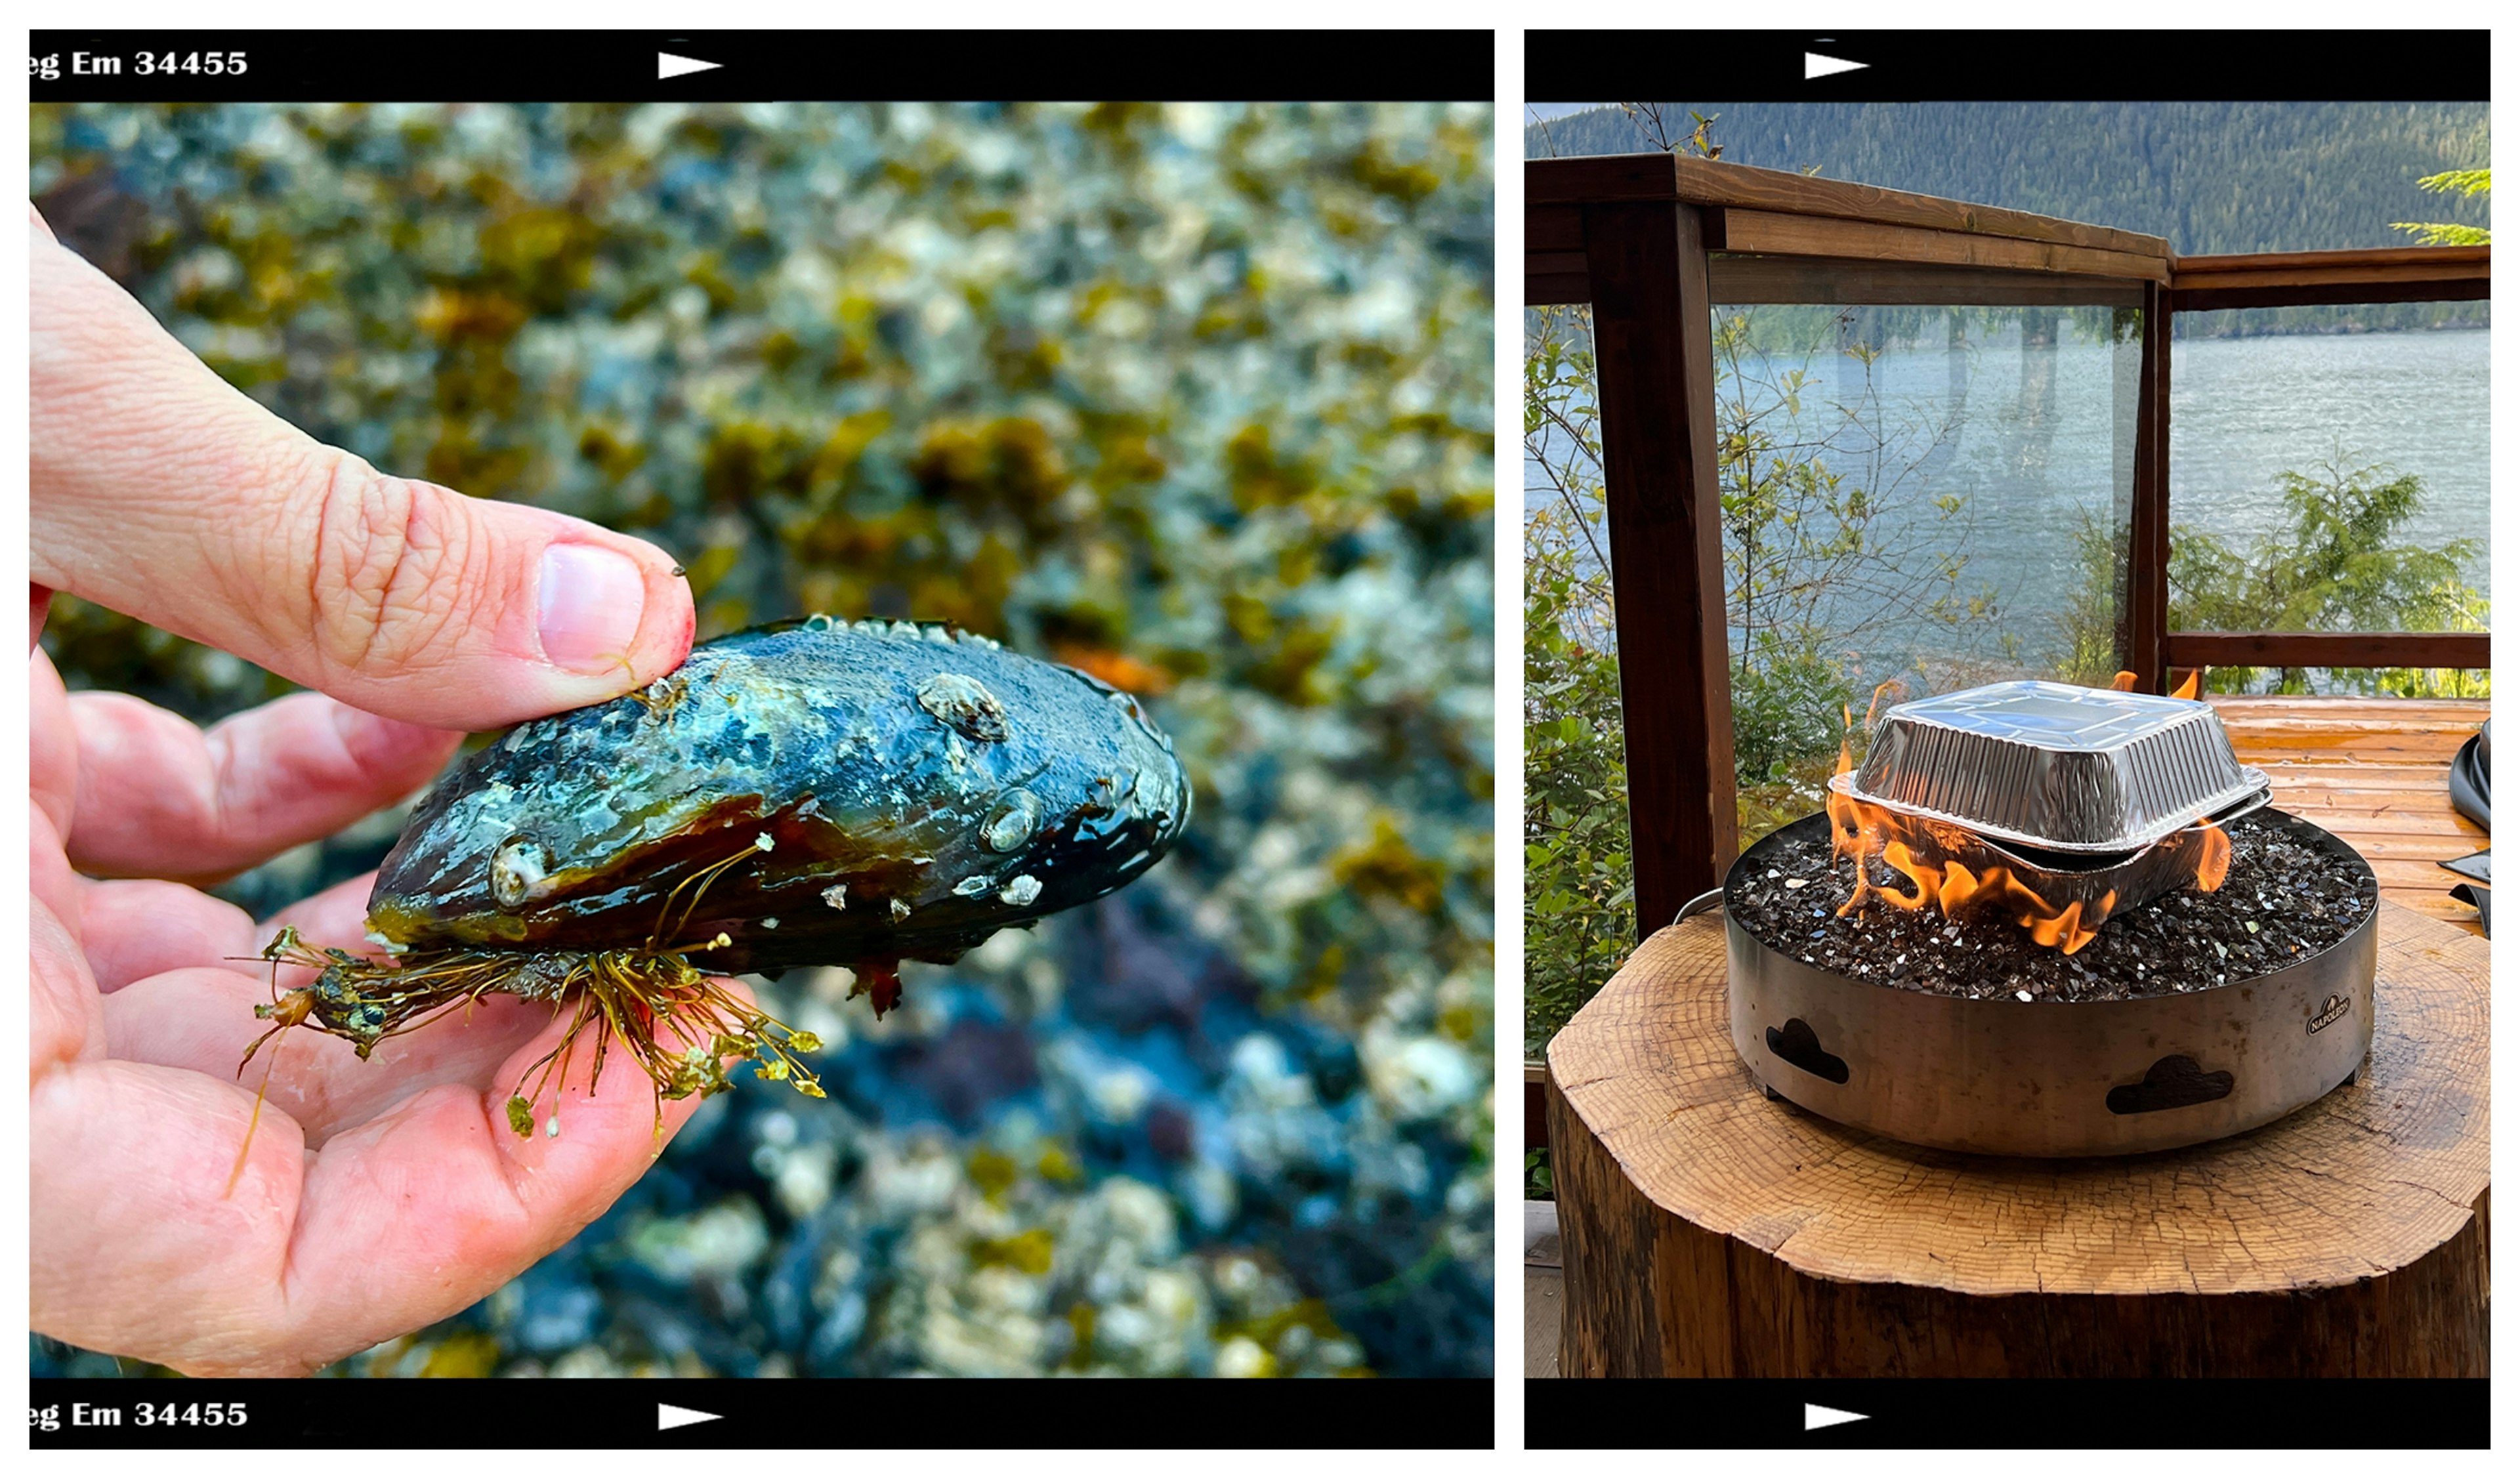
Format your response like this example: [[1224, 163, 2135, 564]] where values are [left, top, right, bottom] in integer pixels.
[[249, 617, 1190, 1134]]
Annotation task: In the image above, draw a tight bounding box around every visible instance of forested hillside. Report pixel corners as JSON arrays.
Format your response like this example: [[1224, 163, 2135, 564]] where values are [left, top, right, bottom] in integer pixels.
[[1527, 102, 2489, 254]]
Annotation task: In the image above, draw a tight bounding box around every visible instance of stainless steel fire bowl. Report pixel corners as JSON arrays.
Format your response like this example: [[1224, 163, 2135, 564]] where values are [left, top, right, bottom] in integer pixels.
[[1723, 809, 2378, 1157]]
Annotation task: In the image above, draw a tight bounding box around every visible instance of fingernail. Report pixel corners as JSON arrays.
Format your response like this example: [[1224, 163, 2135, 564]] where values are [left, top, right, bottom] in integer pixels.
[[537, 544, 648, 671]]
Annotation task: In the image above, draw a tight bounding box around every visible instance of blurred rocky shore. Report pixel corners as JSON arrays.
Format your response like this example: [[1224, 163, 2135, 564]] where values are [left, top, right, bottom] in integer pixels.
[[33, 99, 1494, 1377]]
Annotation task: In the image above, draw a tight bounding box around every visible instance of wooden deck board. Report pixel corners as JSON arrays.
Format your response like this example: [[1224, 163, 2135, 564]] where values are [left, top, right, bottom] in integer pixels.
[[2209, 696, 2487, 936]]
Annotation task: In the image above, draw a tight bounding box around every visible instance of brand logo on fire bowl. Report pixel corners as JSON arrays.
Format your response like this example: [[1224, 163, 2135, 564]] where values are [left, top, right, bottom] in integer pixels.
[[2308, 993, 2351, 1034]]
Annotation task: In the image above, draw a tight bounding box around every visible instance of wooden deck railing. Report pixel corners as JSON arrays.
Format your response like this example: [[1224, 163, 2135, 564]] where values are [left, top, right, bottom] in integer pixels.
[[2138, 245, 2490, 689], [2168, 245, 2490, 310], [1524, 152, 2492, 935]]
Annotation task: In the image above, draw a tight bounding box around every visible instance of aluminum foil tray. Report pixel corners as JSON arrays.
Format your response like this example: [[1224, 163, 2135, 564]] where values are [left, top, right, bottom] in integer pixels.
[[1847, 680, 2270, 853]]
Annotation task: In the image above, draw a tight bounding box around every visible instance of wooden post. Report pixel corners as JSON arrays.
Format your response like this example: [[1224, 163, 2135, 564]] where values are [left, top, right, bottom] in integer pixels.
[[1547, 906, 2490, 1377], [2125, 279, 2172, 693], [1524, 1063, 1549, 1152], [1584, 201, 1737, 938]]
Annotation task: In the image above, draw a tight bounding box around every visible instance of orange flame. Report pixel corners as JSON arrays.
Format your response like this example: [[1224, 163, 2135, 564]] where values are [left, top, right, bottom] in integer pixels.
[[1826, 679, 2229, 955], [2106, 670, 2201, 699], [2192, 817, 2231, 890]]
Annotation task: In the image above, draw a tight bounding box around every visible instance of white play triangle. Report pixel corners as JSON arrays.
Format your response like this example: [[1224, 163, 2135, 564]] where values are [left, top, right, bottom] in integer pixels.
[[658, 52, 722, 80], [1804, 1402, 1868, 1430], [658, 1402, 722, 1430], [1804, 52, 1868, 80]]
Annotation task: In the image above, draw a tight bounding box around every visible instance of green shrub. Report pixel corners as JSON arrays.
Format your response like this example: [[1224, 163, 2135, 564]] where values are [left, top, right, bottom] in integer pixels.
[[2060, 449, 2490, 697], [1522, 304, 2006, 1052]]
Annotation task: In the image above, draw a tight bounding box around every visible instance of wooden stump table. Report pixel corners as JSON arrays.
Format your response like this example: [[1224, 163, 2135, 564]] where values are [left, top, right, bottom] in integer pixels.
[[1545, 902, 2490, 1377]]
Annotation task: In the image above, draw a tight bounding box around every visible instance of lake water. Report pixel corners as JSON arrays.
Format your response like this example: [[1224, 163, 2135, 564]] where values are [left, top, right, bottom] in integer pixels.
[[2170, 328, 2487, 579], [1527, 322, 2488, 687]]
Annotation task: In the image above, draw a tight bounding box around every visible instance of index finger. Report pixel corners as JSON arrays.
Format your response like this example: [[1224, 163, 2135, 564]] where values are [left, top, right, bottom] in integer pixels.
[[66, 689, 458, 883]]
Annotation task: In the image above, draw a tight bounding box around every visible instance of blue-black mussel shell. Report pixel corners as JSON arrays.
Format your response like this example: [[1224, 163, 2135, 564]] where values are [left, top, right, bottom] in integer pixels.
[[366, 618, 1190, 974]]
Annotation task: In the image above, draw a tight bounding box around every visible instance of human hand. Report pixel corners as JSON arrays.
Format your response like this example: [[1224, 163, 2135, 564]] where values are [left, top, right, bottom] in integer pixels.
[[29, 210, 723, 1376]]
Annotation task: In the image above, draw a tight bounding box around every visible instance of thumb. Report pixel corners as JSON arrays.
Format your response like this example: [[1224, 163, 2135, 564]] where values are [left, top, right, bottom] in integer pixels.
[[30, 220, 694, 732]]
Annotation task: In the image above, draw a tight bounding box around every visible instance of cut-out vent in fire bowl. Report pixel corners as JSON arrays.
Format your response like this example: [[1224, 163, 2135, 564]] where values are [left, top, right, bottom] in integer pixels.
[[1720, 681, 2378, 1157]]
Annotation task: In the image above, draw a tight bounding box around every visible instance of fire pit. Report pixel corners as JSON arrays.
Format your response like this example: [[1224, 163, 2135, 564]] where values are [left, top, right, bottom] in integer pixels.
[[1723, 681, 2379, 1156]]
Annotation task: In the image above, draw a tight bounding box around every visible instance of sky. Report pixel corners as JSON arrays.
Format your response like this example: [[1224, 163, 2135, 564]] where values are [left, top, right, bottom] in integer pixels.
[[1522, 103, 1605, 121]]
